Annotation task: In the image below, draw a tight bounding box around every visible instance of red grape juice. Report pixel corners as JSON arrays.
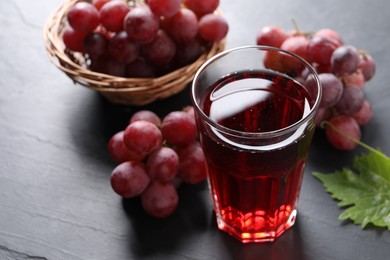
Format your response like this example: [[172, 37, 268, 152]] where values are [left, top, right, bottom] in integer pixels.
[[197, 70, 316, 243]]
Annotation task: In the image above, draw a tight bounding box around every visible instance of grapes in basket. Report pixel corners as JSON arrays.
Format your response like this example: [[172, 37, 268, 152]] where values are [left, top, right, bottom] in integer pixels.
[[256, 25, 376, 151], [62, 0, 228, 78], [108, 107, 207, 218]]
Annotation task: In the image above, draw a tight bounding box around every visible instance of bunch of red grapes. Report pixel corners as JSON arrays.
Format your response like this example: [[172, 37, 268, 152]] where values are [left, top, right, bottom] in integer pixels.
[[108, 107, 207, 218], [62, 0, 228, 78], [256, 26, 376, 151]]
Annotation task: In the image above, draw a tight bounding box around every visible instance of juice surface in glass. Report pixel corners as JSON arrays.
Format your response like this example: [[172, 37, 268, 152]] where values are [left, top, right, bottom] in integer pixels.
[[197, 69, 316, 243]]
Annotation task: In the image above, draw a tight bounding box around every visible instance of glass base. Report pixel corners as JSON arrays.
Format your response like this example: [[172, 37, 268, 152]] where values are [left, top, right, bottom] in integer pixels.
[[216, 209, 297, 243]]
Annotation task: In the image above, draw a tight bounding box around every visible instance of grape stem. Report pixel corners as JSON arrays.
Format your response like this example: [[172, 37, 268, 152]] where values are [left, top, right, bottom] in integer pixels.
[[291, 19, 301, 35], [320, 120, 389, 159]]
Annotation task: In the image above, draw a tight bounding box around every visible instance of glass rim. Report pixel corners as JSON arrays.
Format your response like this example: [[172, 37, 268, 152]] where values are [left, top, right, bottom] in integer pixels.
[[191, 45, 322, 138]]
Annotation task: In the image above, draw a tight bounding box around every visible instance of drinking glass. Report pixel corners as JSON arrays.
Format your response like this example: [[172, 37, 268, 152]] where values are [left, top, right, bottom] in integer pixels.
[[191, 45, 321, 243]]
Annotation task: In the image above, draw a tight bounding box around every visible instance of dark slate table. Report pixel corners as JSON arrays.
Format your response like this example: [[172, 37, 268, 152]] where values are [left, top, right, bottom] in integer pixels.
[[1, 0, 389, 259]]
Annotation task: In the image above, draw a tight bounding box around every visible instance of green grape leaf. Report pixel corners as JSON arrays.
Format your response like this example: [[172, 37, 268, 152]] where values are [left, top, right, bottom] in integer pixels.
[[313, 150, 390, 229]]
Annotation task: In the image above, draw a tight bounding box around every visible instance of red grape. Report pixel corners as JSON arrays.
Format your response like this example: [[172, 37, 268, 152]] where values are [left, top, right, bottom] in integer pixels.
[[62, 26, 86, 52], [165, 8, 198, 44], [176, 142, 207, 184], [342, 69, 365, 89], [123, 120, 163, 157], [359, 52, 376, 81], [141, 30, 176, 66], [183, 106, 195, 119], [108, 131, 144, 163], [198, 14, 228, 43], [129, 110, 161, 126], [125, 58, 155, 78], [334, 84, 365, 116], [110, 161, 150, 198], [325, 115, 361, 151], [83, 32, 108, 59], [92, 0, 112, 10], [146, 147, 179, 183], [331, 45, 360, 75], [99, 0, 130, 32], [184, 0, 219, 16], [280, 35, 310, 63], [256, 26, 288, 48], [174, 39, 203, 66], [124, 6, 160, 44], [316, 73, 344, 108], [314, 28, 344, 45], [314, 63, 332, 74], [67, 2, 100, 33], [161, 111, 197, 146], [307, 35, 340, 65], [90, 55, 126, 76], [141, 181, 179, 218], [147, 0, 181, 17], [315, 107, 332, 126], [108, 31, 139, 63], [353, 99, 373, 126]]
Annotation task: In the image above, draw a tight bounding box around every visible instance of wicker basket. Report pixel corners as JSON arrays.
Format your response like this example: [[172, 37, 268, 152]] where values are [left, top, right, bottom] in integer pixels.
[[43, 0, 226, 106]]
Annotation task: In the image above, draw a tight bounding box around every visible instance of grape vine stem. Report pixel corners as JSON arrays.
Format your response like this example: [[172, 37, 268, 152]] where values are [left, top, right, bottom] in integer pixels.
[[320, 120, 389, 159]]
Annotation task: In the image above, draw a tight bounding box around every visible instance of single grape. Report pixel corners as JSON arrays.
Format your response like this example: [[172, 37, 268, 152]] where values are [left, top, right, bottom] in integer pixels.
[[129, 110, 161, 126], [256, 26, 288, 48], [165, 8, 198, 44], [62, 26, 86, 52], [342, 69, 365, 89], [280, 35, 310, 63], [316, 73, 344, 108], [141, 30, 176, 66], [307, 35, 340, 65], [67, 2, 100, 33], [147, 0, 181, 17], [99, 0, 130, 32], [161, 111, 197, 146], [90, 55, 126, 77], [263, 51, 283, 71], [124, 6, 160, 44], [359, 52, 376, 81], [176, 142, 207, 184], [110, 161, 150, 198], [125, 58, 155, 78], [315, 107, 332, 126], [146, 147, 179, 183], [174, 39, 203, 66], [141, 181, 179, 218], [325, 115, 361, 151], [108, 131, 144, 163], [334, 84, 365, 116], [184, 0, 219, 16], [83, 32, 108, 59], [108, 31, 139, 64], [182, 106, 195, 119], [331, 45, 360, 75], [198, 14, 228, 43], [314, 28, 344, 45], [123, 120, 162, 157], [353, 99, 373, 126], [314, 63, 332, 74], [92, 0, 112, 10]]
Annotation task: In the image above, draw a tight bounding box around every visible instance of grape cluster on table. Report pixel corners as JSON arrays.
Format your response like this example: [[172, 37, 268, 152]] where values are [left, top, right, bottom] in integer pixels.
[[256, 26, 376, 151], [108, 107, 207, 218], [63, 0, 228, 78]]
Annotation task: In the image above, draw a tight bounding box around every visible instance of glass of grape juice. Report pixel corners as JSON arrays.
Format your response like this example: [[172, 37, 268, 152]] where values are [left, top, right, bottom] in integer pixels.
[[191, 46, 322, 243]]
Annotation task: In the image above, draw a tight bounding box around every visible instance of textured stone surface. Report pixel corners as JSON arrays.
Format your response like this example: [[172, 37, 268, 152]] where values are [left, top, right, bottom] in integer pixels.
[[0, 0, 389, 259]]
